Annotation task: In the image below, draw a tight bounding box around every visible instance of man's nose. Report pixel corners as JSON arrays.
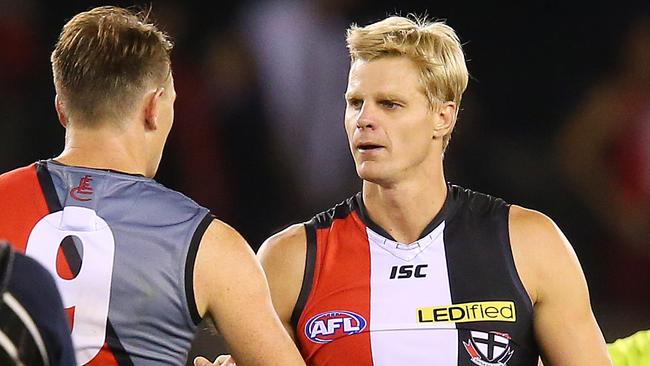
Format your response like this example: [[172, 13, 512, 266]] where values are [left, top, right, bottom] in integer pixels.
[[356, 104, 377, 130]]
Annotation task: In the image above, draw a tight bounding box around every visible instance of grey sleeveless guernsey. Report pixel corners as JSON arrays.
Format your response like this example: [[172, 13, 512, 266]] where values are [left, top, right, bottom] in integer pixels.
[[3, 160, 211, 365]]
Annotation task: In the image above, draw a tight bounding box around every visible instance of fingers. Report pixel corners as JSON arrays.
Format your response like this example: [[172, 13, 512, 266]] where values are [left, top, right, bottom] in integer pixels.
[[193, 356, 213, 366], [193, 355, 236, 366], [216, 355, 237, 365]]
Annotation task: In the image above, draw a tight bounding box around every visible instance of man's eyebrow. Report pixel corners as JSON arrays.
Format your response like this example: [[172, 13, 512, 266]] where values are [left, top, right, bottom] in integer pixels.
[[344, 91, 360, 99], [376, 92, 406, 101]]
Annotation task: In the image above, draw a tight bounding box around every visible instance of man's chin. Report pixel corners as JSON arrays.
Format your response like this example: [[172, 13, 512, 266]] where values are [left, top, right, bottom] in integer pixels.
[[357, 168, 390, 185]]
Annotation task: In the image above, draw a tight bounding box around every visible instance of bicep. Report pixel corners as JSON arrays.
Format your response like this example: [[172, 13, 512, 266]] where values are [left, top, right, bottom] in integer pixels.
[[257, 224, 308, 341], [193, 221, 303, 366], [533, 246, 610, 365], [510, 208, 611, 365]]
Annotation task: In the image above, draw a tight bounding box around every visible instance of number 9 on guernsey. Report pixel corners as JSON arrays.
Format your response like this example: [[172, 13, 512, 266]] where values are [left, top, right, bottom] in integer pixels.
[[26, 206, 115, 365]]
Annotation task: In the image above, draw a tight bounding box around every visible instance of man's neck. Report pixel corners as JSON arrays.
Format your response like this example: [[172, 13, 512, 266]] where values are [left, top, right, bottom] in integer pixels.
[[55, 126, 148, 176], [362, 170, 447, 244]]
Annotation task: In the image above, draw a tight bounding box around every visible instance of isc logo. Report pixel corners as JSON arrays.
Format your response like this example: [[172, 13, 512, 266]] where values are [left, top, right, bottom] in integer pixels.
[[304, 310, 367, 343], [389, 264, 428, 279]]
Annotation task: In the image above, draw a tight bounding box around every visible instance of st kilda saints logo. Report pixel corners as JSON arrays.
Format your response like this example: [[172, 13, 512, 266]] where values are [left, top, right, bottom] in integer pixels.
[[463, 330, 514, 366]]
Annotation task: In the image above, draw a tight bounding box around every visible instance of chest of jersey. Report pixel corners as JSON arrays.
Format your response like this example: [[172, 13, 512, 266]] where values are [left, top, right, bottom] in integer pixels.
[[295, 192, 537, 366]]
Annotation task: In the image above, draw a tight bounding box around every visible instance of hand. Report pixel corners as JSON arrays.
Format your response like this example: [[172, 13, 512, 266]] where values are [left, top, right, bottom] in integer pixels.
[[194, 355, 236, 366]]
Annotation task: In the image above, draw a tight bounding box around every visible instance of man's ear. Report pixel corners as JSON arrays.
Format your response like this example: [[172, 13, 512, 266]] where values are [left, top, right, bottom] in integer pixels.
[[144, 87, 165, 131], [432, 101, 457, 138], [55, 95, 67, 128]]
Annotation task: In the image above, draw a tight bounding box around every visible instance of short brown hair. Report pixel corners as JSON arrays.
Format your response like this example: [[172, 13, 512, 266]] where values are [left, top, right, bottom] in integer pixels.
[[51, 6, 173, 125], [346, 15, 468, 150]]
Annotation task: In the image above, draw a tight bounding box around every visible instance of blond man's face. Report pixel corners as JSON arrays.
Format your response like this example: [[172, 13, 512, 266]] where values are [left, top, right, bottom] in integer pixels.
[[344, 56, 440, 186]]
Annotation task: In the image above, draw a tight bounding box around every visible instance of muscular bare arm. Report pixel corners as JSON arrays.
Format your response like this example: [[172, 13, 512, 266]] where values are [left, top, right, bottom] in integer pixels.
[[256, 224, 308, 341], [193, 220, 305, 366], [509, 206, 612, 366]]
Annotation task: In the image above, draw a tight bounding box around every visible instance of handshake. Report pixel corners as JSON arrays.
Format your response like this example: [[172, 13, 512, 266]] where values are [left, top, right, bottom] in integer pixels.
[[194, 355, 236, 366]]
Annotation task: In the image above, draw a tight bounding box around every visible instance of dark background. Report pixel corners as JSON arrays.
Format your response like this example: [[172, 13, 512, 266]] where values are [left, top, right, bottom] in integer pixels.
[[1, 0, 648, 363]]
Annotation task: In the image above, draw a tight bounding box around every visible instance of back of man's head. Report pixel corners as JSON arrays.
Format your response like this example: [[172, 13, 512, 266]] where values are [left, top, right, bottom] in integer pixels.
[[51, 6, 173, 127]]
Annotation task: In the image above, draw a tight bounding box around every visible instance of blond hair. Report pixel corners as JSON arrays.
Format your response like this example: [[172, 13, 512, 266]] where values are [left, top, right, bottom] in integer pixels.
[[51, 6, 173, 125], [346, 15, 468, 149]]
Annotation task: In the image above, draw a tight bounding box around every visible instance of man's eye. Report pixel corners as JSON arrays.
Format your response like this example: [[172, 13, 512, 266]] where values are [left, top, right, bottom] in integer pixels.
[[348, 99, 363, 109], [381, 100, 400, 109]]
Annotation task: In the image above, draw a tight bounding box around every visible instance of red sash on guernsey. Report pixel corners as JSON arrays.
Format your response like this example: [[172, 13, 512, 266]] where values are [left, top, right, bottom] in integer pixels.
[[0, 164, 50, 252], [0, 163, 123, 366], [296, 210, 374, 365]]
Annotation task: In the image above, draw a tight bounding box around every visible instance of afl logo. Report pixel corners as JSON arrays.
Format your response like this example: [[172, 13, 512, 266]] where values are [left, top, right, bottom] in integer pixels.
[[305, 310, 367, 344]]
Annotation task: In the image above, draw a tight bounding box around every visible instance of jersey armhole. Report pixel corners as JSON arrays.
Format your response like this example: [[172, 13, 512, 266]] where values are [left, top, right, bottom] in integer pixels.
[[290, 220, 317, 330], [184, 212, 215, 326], [503, 204, 535, 315]]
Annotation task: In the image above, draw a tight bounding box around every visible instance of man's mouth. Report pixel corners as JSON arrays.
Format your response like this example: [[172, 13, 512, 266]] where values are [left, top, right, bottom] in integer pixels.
[[357, 143, 383, 151]]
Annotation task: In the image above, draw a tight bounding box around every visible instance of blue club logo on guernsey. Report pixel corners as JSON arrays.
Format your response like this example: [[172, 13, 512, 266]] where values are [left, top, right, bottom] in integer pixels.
[[305, 310, 367, 343]]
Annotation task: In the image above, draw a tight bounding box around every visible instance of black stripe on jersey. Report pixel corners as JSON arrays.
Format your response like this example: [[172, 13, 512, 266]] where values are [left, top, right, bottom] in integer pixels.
[[184, 212, 215, 326], [106, 322, 135, 366], [60, 236, 82, 276], [290, 221, 318, 330], [36, 161, 63, 213], [442, 186, 538, 365]]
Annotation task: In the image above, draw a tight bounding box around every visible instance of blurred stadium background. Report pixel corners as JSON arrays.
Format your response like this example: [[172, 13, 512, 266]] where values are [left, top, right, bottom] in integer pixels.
[[0, 0, 648, 363]]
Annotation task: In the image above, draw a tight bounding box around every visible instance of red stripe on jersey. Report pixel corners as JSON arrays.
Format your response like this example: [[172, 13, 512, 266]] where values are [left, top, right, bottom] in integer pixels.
[[85, 343, 121, 366], [57, 244, 76, 280], [65, 307, 75, 331], [0, 163, 79, 281], [0, 163, 78, 292], [297, 211, 373, 365], [0, 164, 50, 252]]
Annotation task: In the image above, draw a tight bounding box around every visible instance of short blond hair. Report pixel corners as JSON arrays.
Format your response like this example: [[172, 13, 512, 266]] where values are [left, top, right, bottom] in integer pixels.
[[51, 6, 173, 125], [346, 15, 468, 149]]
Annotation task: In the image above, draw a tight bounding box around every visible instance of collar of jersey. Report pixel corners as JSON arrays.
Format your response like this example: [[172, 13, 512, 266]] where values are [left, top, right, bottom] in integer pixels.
[[366, 221, 445, 261], [353, 182, 457, 242], [46, 159, 149, 179]]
